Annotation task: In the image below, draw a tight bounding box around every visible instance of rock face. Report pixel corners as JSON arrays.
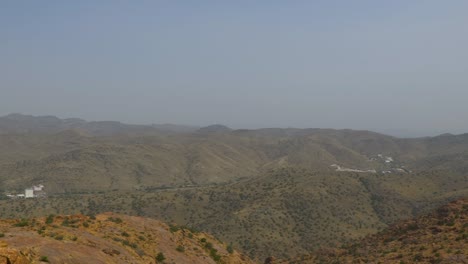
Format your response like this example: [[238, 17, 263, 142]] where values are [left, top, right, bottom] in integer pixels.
[[0, 213, 255, 264]]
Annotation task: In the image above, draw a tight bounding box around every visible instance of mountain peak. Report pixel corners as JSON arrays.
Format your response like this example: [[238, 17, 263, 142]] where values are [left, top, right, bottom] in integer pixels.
[[197, 124, 232, 133]]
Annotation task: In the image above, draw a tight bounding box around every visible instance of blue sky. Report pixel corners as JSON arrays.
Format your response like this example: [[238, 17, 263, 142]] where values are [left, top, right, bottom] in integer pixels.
[[1, 1, 467, 137]]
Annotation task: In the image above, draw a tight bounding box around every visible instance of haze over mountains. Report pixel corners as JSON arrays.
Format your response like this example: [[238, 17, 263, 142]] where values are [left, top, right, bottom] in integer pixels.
[[1, 113, 468, 193], [0, 113, 200, 136], [0, 114, 467, 261]]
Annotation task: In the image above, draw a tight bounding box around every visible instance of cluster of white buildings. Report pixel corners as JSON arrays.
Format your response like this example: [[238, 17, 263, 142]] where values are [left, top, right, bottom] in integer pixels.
[[331, 153, 411, 175], [5, 184, 46, 199], [370, 154, 394, 163]]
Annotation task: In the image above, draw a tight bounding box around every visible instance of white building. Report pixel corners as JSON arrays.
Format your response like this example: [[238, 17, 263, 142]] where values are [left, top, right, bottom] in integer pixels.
[[25, 188, 34, 198], [33, 184, 44, 191]]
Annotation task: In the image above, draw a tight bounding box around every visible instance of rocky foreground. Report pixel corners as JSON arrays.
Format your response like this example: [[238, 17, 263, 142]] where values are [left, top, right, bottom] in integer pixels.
[[0, 212, 254, 264], [1, 198, 466, 263]]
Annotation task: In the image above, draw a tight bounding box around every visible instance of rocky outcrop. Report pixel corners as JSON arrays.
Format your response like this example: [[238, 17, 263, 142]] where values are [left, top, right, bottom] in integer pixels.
[[0, 243, 29, 264], [0, 213, 255, 264]]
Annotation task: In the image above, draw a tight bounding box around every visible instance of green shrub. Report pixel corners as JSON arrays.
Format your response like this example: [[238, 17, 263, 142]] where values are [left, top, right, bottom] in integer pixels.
[[227, 243, 234, 254], [108, 217, 123, 224], [121, 240, 137, 248], [155, 252, 165, 262], [210, 248, 221, 262], [413, 253, 423, 261], [61, 217, 69, 226], [176, 245, 185, 252], [169, 224, 180, 233], [13, 219, 29, 227], [39, 256, 49, 262], [205, 242, 213, 250], [45, 215, 55, 224]]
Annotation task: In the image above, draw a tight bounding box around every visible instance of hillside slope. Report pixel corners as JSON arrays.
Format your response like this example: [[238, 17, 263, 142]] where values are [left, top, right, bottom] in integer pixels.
[[0, 213, 254, 264], [286, 198, 468, 263]]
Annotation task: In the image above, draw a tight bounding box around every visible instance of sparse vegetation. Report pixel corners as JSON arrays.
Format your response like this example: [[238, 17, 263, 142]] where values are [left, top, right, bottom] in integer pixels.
[[0, 212, 254, 263], [293, 198, 468, 263]]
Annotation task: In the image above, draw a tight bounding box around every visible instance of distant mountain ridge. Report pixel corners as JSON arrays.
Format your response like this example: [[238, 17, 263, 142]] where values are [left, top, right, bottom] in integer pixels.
[[3, 113, 467, 138], [0, 113, 198, 136], [197, 124, 232, 134]]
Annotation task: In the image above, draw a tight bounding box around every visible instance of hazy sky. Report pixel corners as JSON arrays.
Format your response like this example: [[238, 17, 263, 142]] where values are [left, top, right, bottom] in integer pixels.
[[1, 1, 467, 137]]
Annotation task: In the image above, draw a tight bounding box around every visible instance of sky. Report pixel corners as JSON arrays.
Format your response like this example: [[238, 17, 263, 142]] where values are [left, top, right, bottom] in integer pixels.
[[1, 1, 467, 137]]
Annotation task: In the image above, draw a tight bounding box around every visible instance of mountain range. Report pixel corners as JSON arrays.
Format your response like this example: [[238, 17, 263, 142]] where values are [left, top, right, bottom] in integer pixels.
[[0, 114, 466, 260]]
